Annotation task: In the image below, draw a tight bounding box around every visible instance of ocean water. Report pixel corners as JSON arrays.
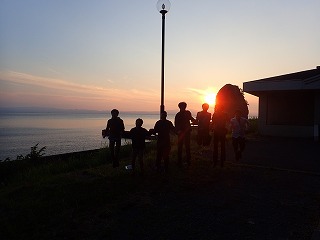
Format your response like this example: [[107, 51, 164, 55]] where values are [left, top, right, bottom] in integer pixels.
[[0, 112, 172, 160]]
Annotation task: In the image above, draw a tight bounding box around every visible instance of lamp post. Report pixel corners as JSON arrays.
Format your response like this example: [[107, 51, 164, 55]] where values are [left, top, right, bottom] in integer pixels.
[[156, 0, 171, 117]]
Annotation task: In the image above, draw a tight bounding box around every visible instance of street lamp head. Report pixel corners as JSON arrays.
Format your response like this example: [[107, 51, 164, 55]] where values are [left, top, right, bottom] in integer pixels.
[[156, 0, 171, 14]]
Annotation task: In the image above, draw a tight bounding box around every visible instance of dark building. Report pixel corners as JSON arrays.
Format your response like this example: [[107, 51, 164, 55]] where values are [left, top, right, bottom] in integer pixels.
[[243, 66, 320, 140]]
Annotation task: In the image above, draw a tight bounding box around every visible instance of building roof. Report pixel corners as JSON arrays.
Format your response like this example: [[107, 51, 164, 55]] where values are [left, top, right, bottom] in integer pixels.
[[243, 66, 320, 96]]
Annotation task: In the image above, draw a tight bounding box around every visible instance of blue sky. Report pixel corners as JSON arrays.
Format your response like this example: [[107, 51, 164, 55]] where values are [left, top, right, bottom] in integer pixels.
[[1, 0, 319, 116]]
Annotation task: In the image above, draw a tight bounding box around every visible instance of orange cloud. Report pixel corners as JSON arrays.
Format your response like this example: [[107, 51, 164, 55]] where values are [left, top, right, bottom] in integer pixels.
[[0, 71, 161, 111]]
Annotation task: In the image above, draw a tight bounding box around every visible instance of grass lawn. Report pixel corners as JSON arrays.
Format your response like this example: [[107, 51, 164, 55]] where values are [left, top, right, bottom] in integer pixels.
[[1, 133, 319, 239]]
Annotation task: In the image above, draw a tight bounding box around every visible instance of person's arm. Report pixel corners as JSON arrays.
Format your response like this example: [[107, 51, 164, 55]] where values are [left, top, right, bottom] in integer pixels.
[[193, 112, 200, 125], [211, 114, 216, 130], [153, 122, 159, 134], [170, 122, 177, 135], [103, 119, 111, 138], [174, 114, 181, 133], [174, 114, 178, 128], [121, 119, 125, 131], [188, 111, 196, 122], [120, 119, 125, 134], [106, 119, 110, 130], [210, 113, 214, 131], [144, 128, 151, 137]]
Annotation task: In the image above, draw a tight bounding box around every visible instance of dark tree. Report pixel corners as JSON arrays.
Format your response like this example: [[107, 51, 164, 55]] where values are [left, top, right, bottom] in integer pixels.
[[215, 84, 249, 119]]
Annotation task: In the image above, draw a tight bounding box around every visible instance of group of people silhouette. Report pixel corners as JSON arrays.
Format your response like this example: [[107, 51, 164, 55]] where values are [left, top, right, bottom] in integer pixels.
[[104, 102, 249, 175]]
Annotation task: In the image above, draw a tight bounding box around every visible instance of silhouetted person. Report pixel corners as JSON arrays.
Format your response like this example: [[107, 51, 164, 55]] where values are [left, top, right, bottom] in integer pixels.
[[105, 109, 125, 168], [175, 102, 195, 167], [195, 103, 212, 150], [153, 111, 175, 172], [211, 105, 228, 167], [230, 110, 249, 161], [129, 118, 150, 176]]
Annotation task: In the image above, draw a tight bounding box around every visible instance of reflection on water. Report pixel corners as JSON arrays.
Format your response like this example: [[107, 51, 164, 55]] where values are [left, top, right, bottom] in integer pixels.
[[0, 113, 173, 160], [1, 113, 107, 129]]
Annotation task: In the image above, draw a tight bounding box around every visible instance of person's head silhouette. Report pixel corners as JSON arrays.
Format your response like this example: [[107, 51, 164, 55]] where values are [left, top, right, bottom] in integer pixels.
[[202, 103, 209, 112], [111, 109, 119, 118], [178, 102, 187, 111], [136, 118, 143, 127], [160, 111, 167, 120]]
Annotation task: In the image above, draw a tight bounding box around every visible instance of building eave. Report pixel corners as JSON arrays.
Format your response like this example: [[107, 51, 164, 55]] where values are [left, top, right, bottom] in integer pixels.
[[243, 67, 320, 96]]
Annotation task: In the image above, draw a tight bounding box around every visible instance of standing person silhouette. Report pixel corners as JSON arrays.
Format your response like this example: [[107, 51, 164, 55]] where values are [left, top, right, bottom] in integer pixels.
[[230, 110, 249, 161], [105, 109, 125, 168], [175, 102, 195, 167], [129, 118, 150, 176], [211, 105, 228, 167], [195, 103, 212, 152], [153, 111, 176, 173]]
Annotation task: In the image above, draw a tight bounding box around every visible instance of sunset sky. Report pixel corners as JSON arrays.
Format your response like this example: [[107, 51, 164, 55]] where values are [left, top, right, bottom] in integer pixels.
[[1, 0, 319, 116]]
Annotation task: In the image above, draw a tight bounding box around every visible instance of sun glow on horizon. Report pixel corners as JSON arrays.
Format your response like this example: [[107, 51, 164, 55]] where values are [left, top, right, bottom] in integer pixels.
[[203, 92, 216, 106]]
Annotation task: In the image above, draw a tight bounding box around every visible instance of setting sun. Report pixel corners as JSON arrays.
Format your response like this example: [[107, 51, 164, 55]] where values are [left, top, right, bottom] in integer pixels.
[[204, 93, 216, 106]]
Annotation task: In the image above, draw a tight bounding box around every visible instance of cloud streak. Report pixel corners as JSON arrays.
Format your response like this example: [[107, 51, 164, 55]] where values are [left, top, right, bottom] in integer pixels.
[[0, 71, 160, 110]]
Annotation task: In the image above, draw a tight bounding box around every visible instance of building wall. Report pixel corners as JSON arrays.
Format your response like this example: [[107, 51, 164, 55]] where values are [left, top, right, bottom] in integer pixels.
[[259, 124, 314, 138], [314, 93, 320, 141], [266, 91, 314, 125], [258, 92, 316, 138], [258, 94, 267, 133]]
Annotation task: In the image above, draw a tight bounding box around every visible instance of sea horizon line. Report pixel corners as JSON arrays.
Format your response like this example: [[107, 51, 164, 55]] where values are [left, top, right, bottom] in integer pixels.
[[0, 107, 179, 115]]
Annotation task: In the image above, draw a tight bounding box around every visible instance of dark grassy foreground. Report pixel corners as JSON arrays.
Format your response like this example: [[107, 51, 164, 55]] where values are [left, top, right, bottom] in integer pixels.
[[1, 135, 320, 240]]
